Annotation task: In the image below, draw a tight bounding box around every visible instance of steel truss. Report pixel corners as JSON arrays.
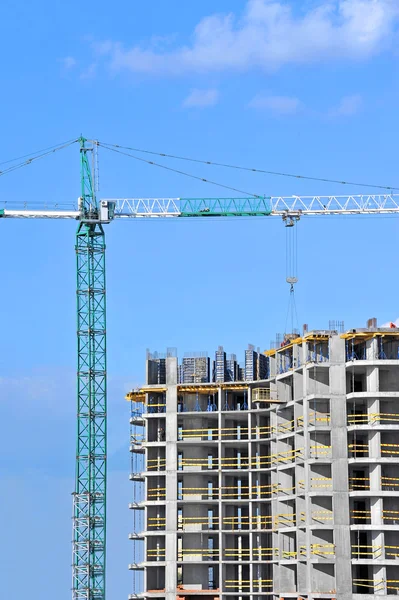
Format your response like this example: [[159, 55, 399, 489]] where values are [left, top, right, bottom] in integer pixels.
[[72, 140, 107, 600]]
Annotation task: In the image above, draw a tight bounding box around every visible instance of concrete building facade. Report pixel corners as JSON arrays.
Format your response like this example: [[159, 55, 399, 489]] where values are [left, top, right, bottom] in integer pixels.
[[128, 327, 399, 600]]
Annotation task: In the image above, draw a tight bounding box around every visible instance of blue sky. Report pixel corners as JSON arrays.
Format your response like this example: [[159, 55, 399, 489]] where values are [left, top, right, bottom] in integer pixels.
[[1, 0, 399, 597]]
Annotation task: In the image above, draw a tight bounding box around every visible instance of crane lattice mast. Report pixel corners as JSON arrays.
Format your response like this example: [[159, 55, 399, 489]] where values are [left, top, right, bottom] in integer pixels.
[[73, 139, 108, 600], [1, 139, 399, 600]]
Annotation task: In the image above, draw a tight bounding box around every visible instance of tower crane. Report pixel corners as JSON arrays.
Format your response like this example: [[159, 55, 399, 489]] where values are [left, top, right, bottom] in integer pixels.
[[2, 136, 399, 600]]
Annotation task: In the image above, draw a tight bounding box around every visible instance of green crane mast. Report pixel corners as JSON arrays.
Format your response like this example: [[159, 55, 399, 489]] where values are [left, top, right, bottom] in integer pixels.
[[1, 138, 399, 600], [73, 138, 107, 600]]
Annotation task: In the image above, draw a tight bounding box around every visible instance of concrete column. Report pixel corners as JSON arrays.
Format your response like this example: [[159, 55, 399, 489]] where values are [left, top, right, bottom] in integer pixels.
[[165, 381, 177, 600], [370, 431, 381, 458], [370, 463, 381, 491], [218, 392, 222, 593], [367, 365, 379, 392], [330, 336, 352, 600], [370, 337, 378, 361], [374, 565, 387, 596], [302, 361, 312, 595], [371, 496, 383, 526]]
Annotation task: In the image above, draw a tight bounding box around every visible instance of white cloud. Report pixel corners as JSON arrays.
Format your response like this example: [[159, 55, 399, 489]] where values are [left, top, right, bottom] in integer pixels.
[[329, 94, 363, 116], [0, 368, 75, 416], [80, 63, 97, 80], [183, 88, 219, 107], [92, 0, 399, 76], [249, 93, 301, 114], [61, 56, 77, 70]]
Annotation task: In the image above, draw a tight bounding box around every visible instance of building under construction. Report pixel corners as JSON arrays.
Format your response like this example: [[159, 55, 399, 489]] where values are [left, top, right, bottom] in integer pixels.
[[127, 323, 399, 600]]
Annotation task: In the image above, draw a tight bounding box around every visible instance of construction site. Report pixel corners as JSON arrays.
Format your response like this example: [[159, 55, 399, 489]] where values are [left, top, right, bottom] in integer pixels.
[[127, 320, 399, 600], [4, 139, 399, 600]]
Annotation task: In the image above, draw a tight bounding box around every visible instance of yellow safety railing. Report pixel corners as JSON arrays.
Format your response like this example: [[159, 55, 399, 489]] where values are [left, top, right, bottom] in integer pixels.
[[223, 549, 251, 559], [151, 544, 346, 562], [178, 548, 219, 558], [308, 412, 331, 426], [349, 476, 370, 490], [385, 545, 399, 558], [357, 581, 399, 594], [253, 547, 279, 558], [297, 413, 331, 428], [383, 510, 399, 522], [146, 402, 166, 411], [310, 543, 335, 556], [178, 425, 275, 439], [381, 443, 399, 455], [274, 448, 304, 463], [147, 549, 166, 559], [278, 414, 329, 430], [297, 416, 304, 428], [348, 443, 369, 456], [179, 486, 218, 499], [178, 515, 277, 530], [351, 544, 382, 558], [311, 510, 333, 522], [275, 513, 296, 526], [176, 448, 304, 470], [178, 456, 249, 468], [353, 579, 385, 591], [225, 581, 251, 590], [253, 580, 273, 591], [253, 484, 277, 497], [310, 445, 332, 457], [147, 517, 166, 529], [309, 477, 333, 489], [381, 476, 399, 489], [350, 510, 371, 522], [178, 516, 219, 526], [274, 484, 296, 495], [178, 427, 218, 440], [252, 456, 273, 468], [147, 488, 166, 499], [252, 426, 275, 437], [221, 485, 255, 498], [225, 579, 272, 590], [351, 548, 399, 561], [184, 485, 248, 499], [147, 457, 167, 470], [179, 483, 275, 499], [348, 413, 369, 424], [224, 515, 273, 528], [348, 412, 399, 425], [278, 419, 296, 433]]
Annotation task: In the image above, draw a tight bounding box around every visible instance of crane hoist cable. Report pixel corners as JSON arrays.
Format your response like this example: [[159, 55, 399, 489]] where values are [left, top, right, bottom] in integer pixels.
[[284, 215, 300, 336]]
